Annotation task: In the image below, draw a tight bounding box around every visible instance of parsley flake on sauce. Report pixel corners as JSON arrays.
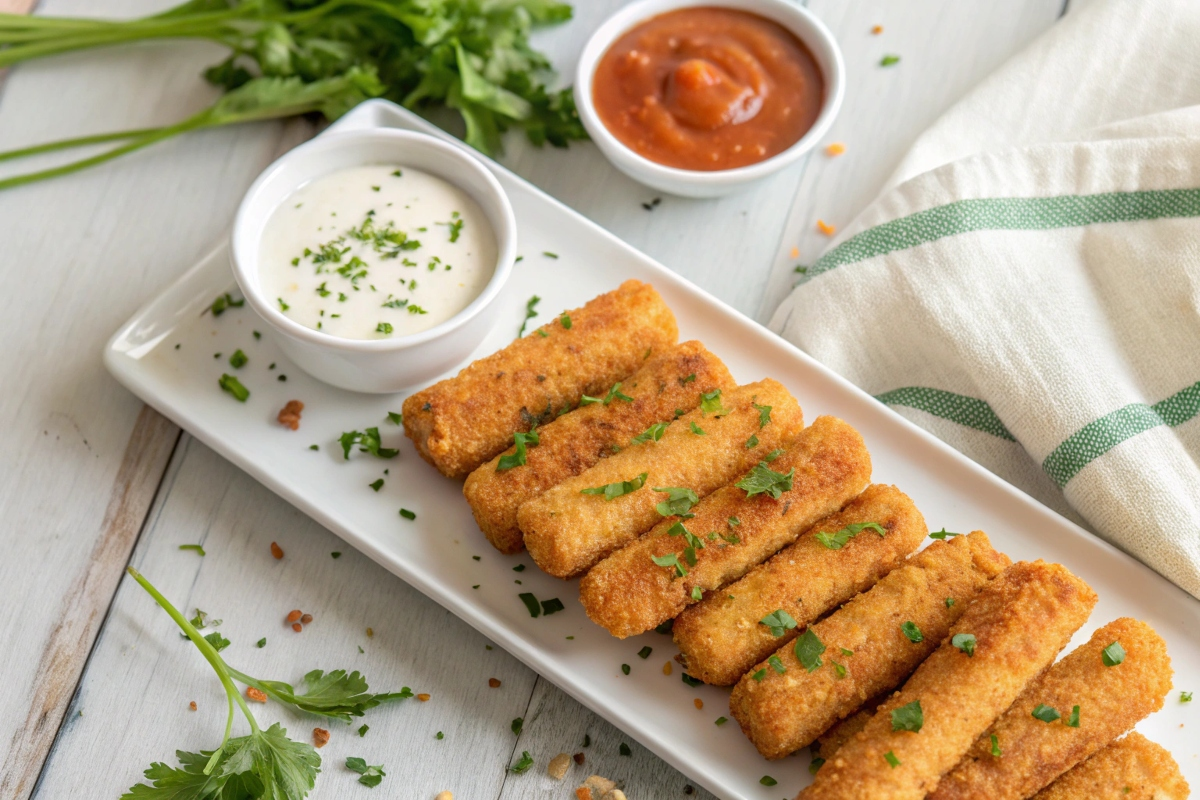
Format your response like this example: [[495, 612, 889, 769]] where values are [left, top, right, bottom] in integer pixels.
[[581, 472, 647, 500], [891, 700, 923, 732], [1102, 641, 1126, 666], [654, 486, 699, 517], [736, 461, 795, 499], [497, 428, 540, 471], [952, 633, 977, 656], [794, 629, 826, 673], [759, 609, 798, 637], [815, 521, 887, 550]]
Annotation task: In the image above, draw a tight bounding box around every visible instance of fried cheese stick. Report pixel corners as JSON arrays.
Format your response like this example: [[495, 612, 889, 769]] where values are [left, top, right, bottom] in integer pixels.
[[930, 617, 1172, 800], [580, 416, 873, 638], [799, 560, 1099, 800], [1030, 733, 1190, 800], [463, 341, 733, 554], [403, 280, 678, 479], [731, 531, 1011, 760], [520, 379, 804, 578], [672, 484, 925, 684]]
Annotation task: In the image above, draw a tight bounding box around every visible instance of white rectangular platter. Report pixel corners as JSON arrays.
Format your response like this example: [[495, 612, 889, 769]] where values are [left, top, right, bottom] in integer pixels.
[[105, 99, 1200, 799]]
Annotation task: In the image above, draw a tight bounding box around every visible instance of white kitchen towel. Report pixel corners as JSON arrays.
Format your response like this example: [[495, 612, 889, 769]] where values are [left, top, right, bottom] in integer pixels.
[[771, 0, 1200, 598]]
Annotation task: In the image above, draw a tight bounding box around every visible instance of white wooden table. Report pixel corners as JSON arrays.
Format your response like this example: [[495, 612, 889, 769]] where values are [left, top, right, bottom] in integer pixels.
[[0, 1, 1072, 797]]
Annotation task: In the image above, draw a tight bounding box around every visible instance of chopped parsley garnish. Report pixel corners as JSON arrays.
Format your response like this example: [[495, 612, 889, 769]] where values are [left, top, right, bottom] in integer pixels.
[[399, 508, 416, 520], [256, 637, 267, 648], [511, 717, 524, 735], [210, 292, 244, 317], [517, 295, 540, 337], [497, 428, 540, 471], [885, 751, 901, 768], [621, 663, 630, 675], [346, 757, 386, 787], [203, 632, 231, 652], [951, 633, 977, 656], [651, 552, 687, 578], [339, 428, 398, 459], [891, 700, 923, 732], [632, 422, 669, 445], [929, 528, 962, 540], [218, 374, 249, 402], [815, 521, 887, 550], [541, 598, 564, 615], [1182, 691, 1193, 703], [680, 373, 696, 385], [715, 716, 728, 726], [386, 411, 402, 425], [901, 621, 923, 643], [759, 776, 778, 786], [689, 421, 705, 435], [655, 620, 674, 634], [559, 314, 572, 330], [680, 673, 701, 688], [376, 322, 393, 334], [759, 609, 798, 638], [699, 389, 729, 416], [440, 213, 463, 243], [637, 646, 652, 659], [580, 472, 647, 500], [369, 479, 383, 492], [745, 434, 759, 449], [654, 486, 699, 517], [840, 647, 854, 656], [331, 552, 342, 559], [881, 54, 901, 66], [537, 330, 548, 338], [1067, 705, 1081, 727], [518, 593, 541, 618], [767, 655, 786, 675], [728, 517, 741, 527], [543, 251, 559, 259], [178, 544, 205, 556], [990, 734, 1002, 756], [508, 751, 534, 773], [736, 461, 795, 499], [1032, 704, 1061, 723], [794, 629, 825, 672], [690, 586, 703, 601], [809, 757, 825, 775], [1102, 641, 1126, 667], [831, 660, 847, 678], [945, 598, 956, 608], [752, 401, 772, 428], [751, 668, 767, 682], [381, 297, 407, 308]]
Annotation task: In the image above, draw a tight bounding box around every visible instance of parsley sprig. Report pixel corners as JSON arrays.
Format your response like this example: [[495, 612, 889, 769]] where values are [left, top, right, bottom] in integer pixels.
[[121, 568, 407, 800], [736, 461, 795, 499]]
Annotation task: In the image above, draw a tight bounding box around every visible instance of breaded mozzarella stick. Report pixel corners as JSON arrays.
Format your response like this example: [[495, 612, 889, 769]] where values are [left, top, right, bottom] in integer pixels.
[[731, 531, 1011, 760], [464, 341, 733, 554], [931, 617, 1172, 800], [1030, 733, 1189, 800], [520, 379, 804, 578], [579, 416, 872, 638], [799, 560, 1099, 800], [672, 484, 925, 684], [403, 280, 678, 479]]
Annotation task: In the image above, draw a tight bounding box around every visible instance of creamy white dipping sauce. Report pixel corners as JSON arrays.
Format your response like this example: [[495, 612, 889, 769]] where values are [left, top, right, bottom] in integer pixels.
[[258, 164, 496, 340]]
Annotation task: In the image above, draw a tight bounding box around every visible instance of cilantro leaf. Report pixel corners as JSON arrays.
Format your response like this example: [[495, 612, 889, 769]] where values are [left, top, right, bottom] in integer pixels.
[[794, 629, 826, 672], [699, 389, 729, 416], [654, 486, 699, 517], [497, 428, 539, 471], [752, 401, 772, 427], [345, 755, 386, 787], [891, 700, 923, 732], [631, 422, 669, 445], [229, 668, 413, 722], [651, 552, 687, 578], [760, 609, 798, 637], [509, 751, 534, 773], [736, 462, 795, 499]]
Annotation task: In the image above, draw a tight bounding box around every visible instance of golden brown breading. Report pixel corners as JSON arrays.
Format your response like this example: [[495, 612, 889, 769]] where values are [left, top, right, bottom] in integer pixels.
[[520, 379, 804, 579], [672, 484, 925, 685], [816, 707, 876, 762], [580, 416, 873, 638], [402, 280, 678, 479], [463, 341, 733, 554], [1030, 733, 1190, 800], [731, 531, 1011, 760], [931, 617, 1173, 800], [799, 560, 1099, 800]]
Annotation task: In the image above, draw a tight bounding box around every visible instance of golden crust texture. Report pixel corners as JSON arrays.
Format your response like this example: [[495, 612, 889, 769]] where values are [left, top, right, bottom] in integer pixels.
[[931, 617, 1173, 800], [731, 531, 1010, 760], [463, 341, 733, 554], [799, 560, 1099, 800], [579, 416, 873, 638], [671, 484, 924, 684], [402, 280, 678, 479], [1030, 733, 1190, 800], [519, 379, 804, 579]]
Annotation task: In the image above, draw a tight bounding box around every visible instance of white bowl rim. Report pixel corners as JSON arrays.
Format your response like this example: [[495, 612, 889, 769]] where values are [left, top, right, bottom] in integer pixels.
[[575, 0, 846, 187], [231, 128, 517, 354]]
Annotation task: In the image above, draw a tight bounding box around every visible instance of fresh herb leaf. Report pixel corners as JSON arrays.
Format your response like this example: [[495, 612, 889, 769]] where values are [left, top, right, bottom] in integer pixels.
[[637, 646, 652, 659], [256, 638, 266, 648], [794, 629, 825, 673], [580, 472, 647, 500], [752, 401, 772, 428], [815, 521, 887, 550], [929, 528, 962, 540], [621, 663, 630, 675], [210, 292, 244, 317], [809, 757, 825, 775], [689, 421, 705, 435], [178, 544, 205, 556], [518, 593, 541, 618], [1032, 704, 1061, 723], [901, 621, 923, 643], [386, 412, 402, 425], [715, 716, 728, 726], [541, 598, 564, 615], [735, 462, 795, 499], [881, 54, 901, 66], [654, 486, 699, 517], [508, 751, 533, 773], [760, 776, 778, 786], [632, 422, 669, 445], [945, 598, 956, 608], [511, 717, 524, 735], [560, 314, 572, 329], [369, 479, 384, 492], [681, 673, 701, 687], [751, 668, 767, 682], [228, 349, 248, 369], [651, 552, 687, 578], [1182, 691, 1193, 703], [1102, 641, 1126, 667], [346, 757, 386, 787], [517, 295, 541, 337], [951, 633, 977, 656], [699, 389, 728, 416], [767, 655, 786, 675], [891, 700, 923, 732], [690, 586, 703, 601], [399, 508, 416, 521], [497, 428, 540, 471], [1066, 705, 1081, 727], [885, 751, 901, 768], [338, 428, 398, 460], [218, 374, 249, 402], [759, 609, 798, 637]]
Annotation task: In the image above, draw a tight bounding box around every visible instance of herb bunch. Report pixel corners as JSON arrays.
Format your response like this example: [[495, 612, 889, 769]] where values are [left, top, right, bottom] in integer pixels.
[[121, 567, 408, 799], [0, 0, 585, 190]]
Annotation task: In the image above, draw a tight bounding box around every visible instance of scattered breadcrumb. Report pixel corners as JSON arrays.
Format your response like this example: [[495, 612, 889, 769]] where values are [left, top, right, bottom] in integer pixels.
[[577, 776, 625, 800], [270, 541, 284, 559], [245, 687, 268, 703], [548, 752, 572, 780], [312, 728, 330, 748], [574, 752, 585, 765], [300, 613, 313, 624], [417, 693, 431, 702], [292, 622, 303, 632], [488, 678, 501, 688], [825, 142, 846, 156], [189, 701, 197, 711], [366, 627, 374, 638], [286, 609, 302, 623], [817, 219, 836, 236], [277, 400, 304, 430], [435, 792, 453, 800], [662, 662, 672, 676], [789, 246, 799, 259], [872, 25, 883, 34], [694, 698, 704, 710]]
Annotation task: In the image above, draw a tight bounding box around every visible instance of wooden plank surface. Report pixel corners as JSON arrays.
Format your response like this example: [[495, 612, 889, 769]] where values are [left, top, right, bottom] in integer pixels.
[[0, 1, 1065, 797]]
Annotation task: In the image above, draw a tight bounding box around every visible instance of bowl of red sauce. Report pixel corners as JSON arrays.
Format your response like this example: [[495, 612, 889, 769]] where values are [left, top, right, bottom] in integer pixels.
[[576, 0, 844, 197]]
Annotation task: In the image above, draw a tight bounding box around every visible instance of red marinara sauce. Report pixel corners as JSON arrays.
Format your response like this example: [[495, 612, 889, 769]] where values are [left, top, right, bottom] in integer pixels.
[[593, 7, 824, 171]]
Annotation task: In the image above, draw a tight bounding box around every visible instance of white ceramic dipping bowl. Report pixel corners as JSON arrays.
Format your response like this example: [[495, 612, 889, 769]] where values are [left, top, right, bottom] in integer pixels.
[[231, 129, 517, 394], [575, 0, 845, 198]]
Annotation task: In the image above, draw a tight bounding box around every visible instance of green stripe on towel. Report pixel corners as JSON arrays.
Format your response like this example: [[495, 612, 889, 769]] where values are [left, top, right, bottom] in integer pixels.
[[1043, 380, 1200, 487], [799, 188, 1200, 284], [874, 386, 1016, 441]]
